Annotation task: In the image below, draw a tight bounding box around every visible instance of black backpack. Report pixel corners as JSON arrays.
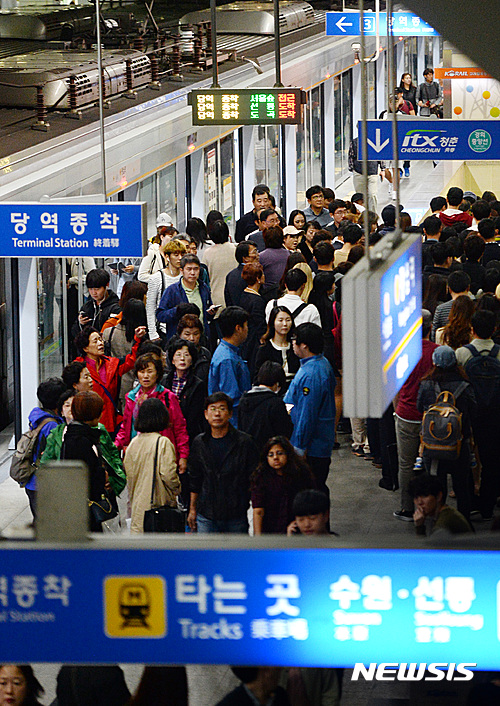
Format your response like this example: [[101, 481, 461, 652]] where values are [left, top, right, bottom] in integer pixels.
[[464, 344, 500, 409]]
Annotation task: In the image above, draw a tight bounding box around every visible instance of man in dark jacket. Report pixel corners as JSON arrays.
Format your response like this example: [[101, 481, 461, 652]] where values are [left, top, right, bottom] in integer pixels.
[[224, 241, 260, 308], [71, 268, 121, 339], [187, 392, 257, 533], [238, 361, 293, 451], [235, 185, 272, 242], [216, 667, 289, 706]]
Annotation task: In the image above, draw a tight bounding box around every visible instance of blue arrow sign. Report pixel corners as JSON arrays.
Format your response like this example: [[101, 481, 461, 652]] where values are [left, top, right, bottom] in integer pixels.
[[326, 12, 439, 37], [359, 120, 500, 161]]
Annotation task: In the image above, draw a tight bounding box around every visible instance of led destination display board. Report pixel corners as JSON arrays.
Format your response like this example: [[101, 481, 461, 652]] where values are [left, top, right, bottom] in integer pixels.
[[189, 88, 305, 125]]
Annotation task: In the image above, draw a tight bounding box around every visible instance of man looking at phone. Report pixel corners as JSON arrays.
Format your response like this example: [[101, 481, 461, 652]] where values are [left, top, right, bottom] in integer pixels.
[[71, 267, 121, 339], [157, 255, 216, 341]]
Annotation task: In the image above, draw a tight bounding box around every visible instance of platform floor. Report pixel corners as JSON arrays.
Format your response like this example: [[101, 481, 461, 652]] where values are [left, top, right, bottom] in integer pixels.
[[0, 157, 493, 705], [0, 418, 495, 704]]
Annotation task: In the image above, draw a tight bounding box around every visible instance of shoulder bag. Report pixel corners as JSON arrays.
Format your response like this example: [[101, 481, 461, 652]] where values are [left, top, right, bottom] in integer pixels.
[[143, 437, 186, 533]]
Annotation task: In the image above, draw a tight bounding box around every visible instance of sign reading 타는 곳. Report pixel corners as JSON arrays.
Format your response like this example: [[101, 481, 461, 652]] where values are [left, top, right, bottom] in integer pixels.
[[1, 543, 500, 667], [189, 88, 305, 126], [0, 202, 146, 258]]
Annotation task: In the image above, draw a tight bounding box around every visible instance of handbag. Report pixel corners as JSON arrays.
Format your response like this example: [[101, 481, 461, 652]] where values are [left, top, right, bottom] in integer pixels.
[[89, 491, 119, 524], [143, 437, 186, 533]]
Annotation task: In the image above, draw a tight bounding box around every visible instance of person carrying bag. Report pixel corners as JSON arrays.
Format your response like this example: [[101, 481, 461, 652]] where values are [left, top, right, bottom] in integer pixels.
[[143, 437, 187, 533], [123, 398, 182, 534]]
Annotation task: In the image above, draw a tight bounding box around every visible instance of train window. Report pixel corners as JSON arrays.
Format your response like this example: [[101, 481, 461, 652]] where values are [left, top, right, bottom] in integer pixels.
[[253, 126, 280, 208], [220, 135, 235, 230], [158, 164, 177, 228], [37, 258, 65, 380], [204, 143, 219, 215], [139, 175, 157, 239]]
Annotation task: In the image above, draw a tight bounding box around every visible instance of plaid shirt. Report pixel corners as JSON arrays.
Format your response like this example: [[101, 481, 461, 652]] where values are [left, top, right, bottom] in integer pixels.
[[171, 371, 188, 398]]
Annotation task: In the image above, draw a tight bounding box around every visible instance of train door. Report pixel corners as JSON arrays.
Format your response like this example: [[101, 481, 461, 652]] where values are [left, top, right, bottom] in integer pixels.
[[334, 70, 353, 183], [0, 262, 9, 430]]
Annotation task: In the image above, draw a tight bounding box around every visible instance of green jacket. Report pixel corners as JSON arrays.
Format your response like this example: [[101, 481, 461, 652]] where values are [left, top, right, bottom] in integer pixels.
[[40, 422, 127, 496]]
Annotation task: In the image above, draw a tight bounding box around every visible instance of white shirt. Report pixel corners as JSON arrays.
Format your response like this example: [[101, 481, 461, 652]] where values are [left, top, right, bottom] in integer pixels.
[[265, 293, 321, 327]]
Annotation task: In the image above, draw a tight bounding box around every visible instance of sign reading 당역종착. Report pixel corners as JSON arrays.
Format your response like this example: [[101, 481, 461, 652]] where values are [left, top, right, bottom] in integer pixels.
[[0, 202, 146, 258]]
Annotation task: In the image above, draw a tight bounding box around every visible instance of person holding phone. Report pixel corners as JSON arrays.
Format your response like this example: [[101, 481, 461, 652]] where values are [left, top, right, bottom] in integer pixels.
[[156, 254, 216, 343]]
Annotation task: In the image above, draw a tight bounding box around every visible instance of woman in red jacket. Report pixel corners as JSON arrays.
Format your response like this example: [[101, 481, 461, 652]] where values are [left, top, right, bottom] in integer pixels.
[[114, 352, 190, 474], [74, 325, 146, 434]]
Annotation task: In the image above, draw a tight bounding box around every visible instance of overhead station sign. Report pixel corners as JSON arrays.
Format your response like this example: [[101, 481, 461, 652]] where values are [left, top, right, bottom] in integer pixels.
[[326, 11, 439, 37], [0, 202, 146, 258], [189, 88, 305, 126], [343, 232, 422, 418], [1, 543, 500, 667], [360, 119, 500, 161]]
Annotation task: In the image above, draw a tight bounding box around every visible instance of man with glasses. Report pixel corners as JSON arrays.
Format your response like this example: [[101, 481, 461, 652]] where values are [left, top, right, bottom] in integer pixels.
[[304, 185, 331, 227], [325, 200, 348, 239]]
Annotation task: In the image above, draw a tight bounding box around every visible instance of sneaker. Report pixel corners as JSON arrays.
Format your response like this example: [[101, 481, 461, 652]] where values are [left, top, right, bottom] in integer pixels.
[[352, 447, 365, 457], [413, 457, 423, 471], [393, 509, 414, 522], [404, 167, 410, 178]]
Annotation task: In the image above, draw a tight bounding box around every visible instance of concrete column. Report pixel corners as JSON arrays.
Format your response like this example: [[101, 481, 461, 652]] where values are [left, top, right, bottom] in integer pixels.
[[18, 258, 39, 429], [376, 51, 387, 117], [176, 158, 187, 232], [283, 125, 297, 215], [323, 76, 336, 189], [352, 63, 362, 129], [190, 148, 204, 220], [241, 126, 256, 213]]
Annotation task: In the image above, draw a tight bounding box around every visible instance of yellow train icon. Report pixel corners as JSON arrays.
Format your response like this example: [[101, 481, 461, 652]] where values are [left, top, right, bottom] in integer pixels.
[[119, 583, 151, 628]]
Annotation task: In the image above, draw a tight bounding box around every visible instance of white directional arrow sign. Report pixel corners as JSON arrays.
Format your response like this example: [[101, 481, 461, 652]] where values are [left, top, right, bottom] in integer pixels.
[[335, 16, 354, 33], [367, 129, 390, 153]]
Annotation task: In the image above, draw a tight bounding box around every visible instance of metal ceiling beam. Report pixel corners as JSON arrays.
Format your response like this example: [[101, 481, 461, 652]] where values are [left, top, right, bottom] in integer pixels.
[[402, 0, 500, 81]]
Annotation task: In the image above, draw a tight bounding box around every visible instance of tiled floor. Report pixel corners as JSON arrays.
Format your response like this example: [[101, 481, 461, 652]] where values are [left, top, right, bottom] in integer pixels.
[[335, 158, 464, 225]]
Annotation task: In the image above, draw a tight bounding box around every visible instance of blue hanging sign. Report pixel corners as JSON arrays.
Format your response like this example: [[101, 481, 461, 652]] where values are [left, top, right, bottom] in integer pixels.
[[326, 12, 439, 37], [0, 544, 499, 668], [0, 202, 146, 258], [359, 120, 500, 161]]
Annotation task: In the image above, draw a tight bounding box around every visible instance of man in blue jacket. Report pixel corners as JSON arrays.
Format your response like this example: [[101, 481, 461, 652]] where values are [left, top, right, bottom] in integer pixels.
[[284, 323, 336, 499], [208, 306, 251, 426], [156, 255, 215, 341]]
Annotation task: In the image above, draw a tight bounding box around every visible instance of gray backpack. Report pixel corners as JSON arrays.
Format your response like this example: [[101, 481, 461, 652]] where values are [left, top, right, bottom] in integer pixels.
[[9, 417, 56, 487]]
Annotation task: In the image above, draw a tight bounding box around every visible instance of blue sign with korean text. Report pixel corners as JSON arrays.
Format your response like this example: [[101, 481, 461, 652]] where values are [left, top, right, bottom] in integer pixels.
[[1, 545, 500, 667], [0, 202, 146, 258], [326, 12, 439, 37], [378, 237, 422, 410], [360, 120, 500, 161]]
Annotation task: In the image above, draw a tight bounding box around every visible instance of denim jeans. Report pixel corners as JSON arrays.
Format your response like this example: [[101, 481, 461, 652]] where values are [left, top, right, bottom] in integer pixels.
[[197, 514, 248, 534]]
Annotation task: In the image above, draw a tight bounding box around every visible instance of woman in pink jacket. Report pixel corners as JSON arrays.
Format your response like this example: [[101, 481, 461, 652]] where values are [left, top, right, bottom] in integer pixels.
[[115, 352, 190, 474]]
